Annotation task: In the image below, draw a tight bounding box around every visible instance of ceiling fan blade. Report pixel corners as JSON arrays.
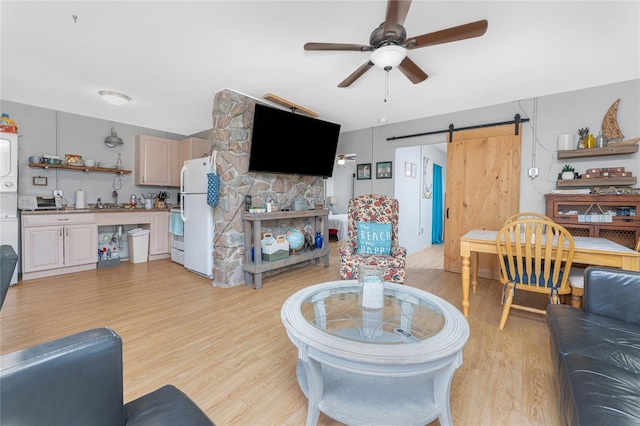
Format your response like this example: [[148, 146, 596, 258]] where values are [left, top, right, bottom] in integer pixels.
[[338, 61, 374, 88], [397, 56, 428, 84], [304, 42, 373, 52], [382, 0, 412, 39], [406, 19, 488, 49]]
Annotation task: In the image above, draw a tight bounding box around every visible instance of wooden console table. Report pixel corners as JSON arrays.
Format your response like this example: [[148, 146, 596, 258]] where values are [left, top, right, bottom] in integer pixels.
[[242, 209, 329, 289]]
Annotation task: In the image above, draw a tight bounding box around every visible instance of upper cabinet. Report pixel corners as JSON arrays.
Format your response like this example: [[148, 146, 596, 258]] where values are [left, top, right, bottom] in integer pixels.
[[180, 138, 212, 166], [136, 135, 212, 187], [171, 138, 211, 187], [135, 135, 174, 186]]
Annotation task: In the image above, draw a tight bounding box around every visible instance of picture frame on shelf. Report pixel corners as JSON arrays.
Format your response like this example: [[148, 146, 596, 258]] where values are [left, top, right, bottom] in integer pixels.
[[65, 154, 82, 164], [357, 163, 371, 180], [376, 161, 392, 179]]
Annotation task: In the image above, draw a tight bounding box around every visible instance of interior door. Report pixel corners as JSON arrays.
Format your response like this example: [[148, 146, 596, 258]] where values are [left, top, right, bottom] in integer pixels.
[[443, 124, 521, 278]]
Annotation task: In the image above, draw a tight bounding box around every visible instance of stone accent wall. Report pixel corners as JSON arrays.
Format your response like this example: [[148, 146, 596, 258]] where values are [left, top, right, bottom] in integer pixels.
[[210, 89, 325, 287]]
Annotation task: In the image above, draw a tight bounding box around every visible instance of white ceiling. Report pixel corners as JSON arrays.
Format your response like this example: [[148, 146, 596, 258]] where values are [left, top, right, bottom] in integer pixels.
[[1, 1, 638, 136]]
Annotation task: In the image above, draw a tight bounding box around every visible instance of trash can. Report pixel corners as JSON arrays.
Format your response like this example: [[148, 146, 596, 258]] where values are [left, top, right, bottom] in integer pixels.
[[127, 228, 150, 263]]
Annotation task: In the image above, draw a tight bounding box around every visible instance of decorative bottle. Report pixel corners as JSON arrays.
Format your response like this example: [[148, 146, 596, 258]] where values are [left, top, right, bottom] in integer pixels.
[[595, 131, 607, 148], [315, 232, 323, 249], [116, 153, 123, 170]]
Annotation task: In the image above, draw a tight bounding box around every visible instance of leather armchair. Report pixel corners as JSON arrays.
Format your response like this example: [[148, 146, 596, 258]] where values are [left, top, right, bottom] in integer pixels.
[[0, 244, 18, 310], [0, 327, 214, 426]]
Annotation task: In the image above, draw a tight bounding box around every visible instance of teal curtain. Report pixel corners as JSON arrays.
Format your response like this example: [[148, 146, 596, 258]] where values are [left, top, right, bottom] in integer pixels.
[[431, 164, 444, 244]]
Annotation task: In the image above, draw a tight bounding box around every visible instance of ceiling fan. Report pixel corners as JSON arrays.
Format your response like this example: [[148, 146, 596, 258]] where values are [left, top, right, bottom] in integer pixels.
[[304, 0, 488, 87], [336, 154, 356, 165]]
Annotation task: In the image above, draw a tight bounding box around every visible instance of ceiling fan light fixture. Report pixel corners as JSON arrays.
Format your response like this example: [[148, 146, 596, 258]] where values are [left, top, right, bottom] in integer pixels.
[[98, 90, 131, 106], [370, 45, 406, 70]]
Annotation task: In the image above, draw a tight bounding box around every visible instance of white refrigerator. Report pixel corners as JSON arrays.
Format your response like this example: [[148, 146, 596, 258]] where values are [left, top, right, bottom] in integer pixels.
[[180, 157, 214, 278]]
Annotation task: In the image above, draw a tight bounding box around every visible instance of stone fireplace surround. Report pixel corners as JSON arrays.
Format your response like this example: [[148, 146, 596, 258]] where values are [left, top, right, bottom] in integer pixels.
[[210, 89, 326, 287]]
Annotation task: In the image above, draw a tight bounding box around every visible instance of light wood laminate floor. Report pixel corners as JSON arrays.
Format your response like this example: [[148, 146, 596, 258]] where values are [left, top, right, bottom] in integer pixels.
[[0, 241, 562, 425]]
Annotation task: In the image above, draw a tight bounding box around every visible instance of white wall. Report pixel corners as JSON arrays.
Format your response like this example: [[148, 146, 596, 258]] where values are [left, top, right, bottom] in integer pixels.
[[334, 78, 639, 254], [326, 159, 355, 214], [395, 145, 447, 255], [520, 81, 639, 212]]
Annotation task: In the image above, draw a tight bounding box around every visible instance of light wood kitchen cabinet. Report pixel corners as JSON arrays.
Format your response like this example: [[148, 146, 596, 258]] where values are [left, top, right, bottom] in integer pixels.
[[136, 135, 210, 187], [170, 137, 211, 187], [149, 211, 170, 256], [22, 213, 98, 280], [180, 137, 211, 166], [170, 140, 181, 187], [135, 134, 176, 186]]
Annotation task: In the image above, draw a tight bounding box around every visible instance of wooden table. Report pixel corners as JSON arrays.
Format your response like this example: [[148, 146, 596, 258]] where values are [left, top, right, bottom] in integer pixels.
[[459, 230, 640, 317]]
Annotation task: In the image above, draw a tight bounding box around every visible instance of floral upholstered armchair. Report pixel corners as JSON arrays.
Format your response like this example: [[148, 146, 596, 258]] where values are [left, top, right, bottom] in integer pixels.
[[339, 194, 407, 284]]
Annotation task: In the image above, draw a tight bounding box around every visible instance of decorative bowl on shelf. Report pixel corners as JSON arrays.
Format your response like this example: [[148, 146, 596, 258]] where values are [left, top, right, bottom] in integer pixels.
[[83, 160, 96, 167], [98, 162, 117, 169]]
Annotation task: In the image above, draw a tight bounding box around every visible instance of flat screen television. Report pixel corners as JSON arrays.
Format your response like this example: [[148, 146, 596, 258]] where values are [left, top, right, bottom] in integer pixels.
[[248, 103, 341, 178]]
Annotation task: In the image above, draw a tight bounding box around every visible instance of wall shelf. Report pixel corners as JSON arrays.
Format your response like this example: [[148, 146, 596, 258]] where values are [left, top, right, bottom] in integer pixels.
[[557, 144, 638, 159], [29, 162, 132, 174], [556, 177, 637, 188]]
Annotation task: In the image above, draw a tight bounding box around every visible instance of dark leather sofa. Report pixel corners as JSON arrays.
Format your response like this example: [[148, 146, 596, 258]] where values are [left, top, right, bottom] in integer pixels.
[[0, 327, 215, 426], [546, 266, 640, 426]]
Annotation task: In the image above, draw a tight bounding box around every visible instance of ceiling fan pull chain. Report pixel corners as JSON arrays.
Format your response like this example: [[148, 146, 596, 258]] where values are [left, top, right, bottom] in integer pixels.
[[384, 70, 390, 102]]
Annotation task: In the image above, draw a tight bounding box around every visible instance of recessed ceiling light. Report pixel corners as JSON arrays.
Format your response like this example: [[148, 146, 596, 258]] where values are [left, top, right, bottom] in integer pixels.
[[378, 118, 387, 124], [98, 90, 131, 106]]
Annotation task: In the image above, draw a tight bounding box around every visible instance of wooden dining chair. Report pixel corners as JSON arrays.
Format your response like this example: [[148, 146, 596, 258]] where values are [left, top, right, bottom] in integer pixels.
[[496, 219, 575, 329], [504, 212, 553, 223]]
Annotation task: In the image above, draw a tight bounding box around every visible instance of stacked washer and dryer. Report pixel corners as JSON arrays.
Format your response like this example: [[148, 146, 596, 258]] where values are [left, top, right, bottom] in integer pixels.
[[0, 131, 19, 284]]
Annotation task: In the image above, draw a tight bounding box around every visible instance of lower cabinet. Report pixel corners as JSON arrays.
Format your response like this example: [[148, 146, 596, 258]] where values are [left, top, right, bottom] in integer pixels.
[[22, 213, 98, 280], [149, 211, 170, 258], [21, 211, 171, 280]]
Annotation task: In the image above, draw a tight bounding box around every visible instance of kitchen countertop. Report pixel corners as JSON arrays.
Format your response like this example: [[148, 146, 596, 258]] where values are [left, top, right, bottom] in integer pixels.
[[21, 206, 176, 215]]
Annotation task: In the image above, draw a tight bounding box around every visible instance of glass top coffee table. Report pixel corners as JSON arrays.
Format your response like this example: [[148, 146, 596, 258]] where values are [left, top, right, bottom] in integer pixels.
[[281, 280, 470, 426]]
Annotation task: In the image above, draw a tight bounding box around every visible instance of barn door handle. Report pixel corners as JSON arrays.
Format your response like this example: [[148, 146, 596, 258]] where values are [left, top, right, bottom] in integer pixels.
[[446, 208, 449, 219]]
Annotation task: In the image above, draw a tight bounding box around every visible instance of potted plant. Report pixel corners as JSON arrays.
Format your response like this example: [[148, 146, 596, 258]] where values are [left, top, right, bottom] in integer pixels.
[[561, 164, 575, 180]]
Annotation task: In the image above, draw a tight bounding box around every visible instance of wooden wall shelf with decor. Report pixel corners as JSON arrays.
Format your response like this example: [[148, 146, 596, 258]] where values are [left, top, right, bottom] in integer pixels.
[[29, 162, 132, 174], [557, 144, 638, 159], [556, 177, 636, 187], [545, 193, 640, 249]]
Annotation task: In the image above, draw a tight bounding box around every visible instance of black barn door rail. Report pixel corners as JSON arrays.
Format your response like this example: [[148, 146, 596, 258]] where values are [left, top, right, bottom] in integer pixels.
[[387, 114, 530, 143]]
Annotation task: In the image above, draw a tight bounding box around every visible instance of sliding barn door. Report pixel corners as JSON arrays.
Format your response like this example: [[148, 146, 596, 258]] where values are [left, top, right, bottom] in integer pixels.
[[443, 124, 522, 278]]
